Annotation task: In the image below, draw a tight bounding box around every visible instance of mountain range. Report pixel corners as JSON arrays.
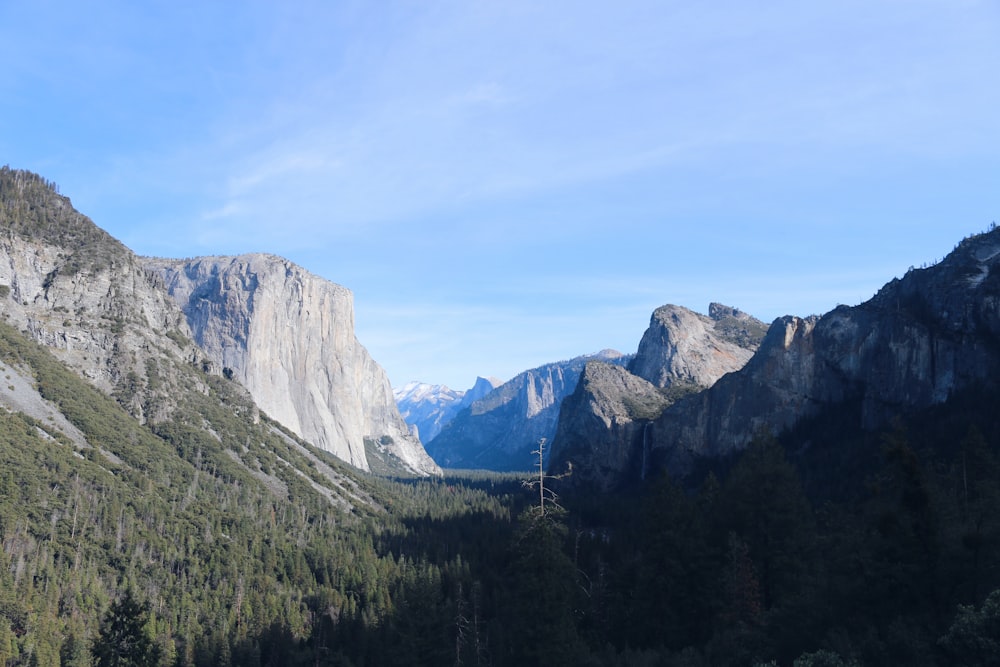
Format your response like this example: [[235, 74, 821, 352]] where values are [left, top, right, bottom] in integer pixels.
[[0, 167, 437, 478], [550, 226, 1000, 492], [3, 166, 1000, 663], [402, 303, 767, 473], [423, 349, 630, 470], [393, 375, 501, 443]]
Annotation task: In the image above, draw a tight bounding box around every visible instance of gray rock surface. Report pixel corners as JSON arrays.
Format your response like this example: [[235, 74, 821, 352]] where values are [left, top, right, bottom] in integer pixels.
[[0, 175, 201, 423], [628, 303, 767, 388], [549, 303, 765, 489], [649, 228, 1000, 477], [144, 255, 440, 475], [428, 350, 628, 470], [549, 361, 672, 489]]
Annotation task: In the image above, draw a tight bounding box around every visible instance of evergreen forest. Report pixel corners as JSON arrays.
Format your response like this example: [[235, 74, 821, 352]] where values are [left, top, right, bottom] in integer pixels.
[[2, 309, 1000, 666], [1, 165, 1000, 665]]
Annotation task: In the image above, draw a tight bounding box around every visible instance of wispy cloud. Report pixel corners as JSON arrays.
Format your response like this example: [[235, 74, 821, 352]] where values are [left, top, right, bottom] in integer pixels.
[[4, 0, 998, 386], [226, 152, 334, 196], [200, 201, 244, 221]]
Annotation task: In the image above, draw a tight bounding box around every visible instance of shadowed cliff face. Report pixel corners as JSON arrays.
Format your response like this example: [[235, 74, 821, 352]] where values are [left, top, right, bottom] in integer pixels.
[[427, 351, 629, 471], [550, 304, 765, 490], [554, 227, 1000, 490], [145, 255, 440, 475], [549, 361, 672, 490], [649, 228, 1000, 478]]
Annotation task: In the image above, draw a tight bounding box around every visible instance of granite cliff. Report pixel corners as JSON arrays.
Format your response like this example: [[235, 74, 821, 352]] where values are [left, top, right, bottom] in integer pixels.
[[0, 168, 202, 423], [550, 303, 766, 489], [144, 255, 440, 475], [0, 167, 436, 477], [556, 227, 1000, 489], [428, 350, 628, 470], [629, 303, 767, 389], [648, 228, 1000, 477]]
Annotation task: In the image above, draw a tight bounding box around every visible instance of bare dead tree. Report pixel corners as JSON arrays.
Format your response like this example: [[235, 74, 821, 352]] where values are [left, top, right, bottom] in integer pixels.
[[522, 438, 572, 514]]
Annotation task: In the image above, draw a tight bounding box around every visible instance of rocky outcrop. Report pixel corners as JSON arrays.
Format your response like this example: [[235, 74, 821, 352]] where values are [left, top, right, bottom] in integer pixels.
[[461, 375, 505, 408], [427, 350, 628, 470], [144, 255, 440, 475], [0, 168, 201, 423], [628, 303, 767, 388], [0, 168, 438, 476], [645, 228, 1000, 478], [548, 361, 672, 489], [549, 303, 765, 489], [394, 376, 502, 443]]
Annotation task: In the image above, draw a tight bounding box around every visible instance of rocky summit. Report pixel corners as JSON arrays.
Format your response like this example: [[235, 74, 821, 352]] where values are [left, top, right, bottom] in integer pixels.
[[550, 303, 766, 489], [628, 302, 767, 389]]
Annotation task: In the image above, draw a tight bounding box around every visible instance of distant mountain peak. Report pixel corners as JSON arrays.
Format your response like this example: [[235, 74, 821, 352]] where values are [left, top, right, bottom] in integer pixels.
[[425, 351, 628, 470], [394, 376, 503, 445]]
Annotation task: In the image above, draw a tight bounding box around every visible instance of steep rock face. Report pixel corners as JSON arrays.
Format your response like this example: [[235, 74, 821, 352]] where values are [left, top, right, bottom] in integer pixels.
[[628, 303, 766, 388], [394, 376, 502, 443], [427, 350, 628, 470], [649, 228, 1000, 477], [145, 255, 439, 475], [0, 168, 202, 422], [548, 361, 672, 489], [549, 303, 765, 489], [461, 375, 505, 407]]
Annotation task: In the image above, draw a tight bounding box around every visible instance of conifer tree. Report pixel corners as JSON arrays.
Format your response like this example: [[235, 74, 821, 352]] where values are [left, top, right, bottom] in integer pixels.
[[92, 590, 160, 667]]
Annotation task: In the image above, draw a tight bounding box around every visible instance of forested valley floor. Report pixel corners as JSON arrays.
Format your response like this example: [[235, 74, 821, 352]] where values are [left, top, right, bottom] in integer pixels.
[[3, 307, 1000, 665]]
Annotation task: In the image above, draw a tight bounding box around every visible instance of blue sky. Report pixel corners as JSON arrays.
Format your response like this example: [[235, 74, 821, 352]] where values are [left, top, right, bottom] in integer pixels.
[[3, 1, 998, 390]]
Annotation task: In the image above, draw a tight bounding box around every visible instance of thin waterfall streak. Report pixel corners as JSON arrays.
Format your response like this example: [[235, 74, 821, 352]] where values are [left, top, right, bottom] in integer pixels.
[[641, 422, 651, 481]]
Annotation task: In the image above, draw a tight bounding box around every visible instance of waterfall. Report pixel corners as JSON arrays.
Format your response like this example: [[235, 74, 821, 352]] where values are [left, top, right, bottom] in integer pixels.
[[641, 422, 651, 481]]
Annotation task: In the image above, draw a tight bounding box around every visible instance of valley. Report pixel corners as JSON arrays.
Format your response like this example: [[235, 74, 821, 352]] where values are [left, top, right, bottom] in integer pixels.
[[2, 167, 1000, 665]]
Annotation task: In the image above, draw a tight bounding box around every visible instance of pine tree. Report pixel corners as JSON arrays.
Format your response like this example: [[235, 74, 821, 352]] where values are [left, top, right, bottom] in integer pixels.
[[91, 590, 160, 667], [502, 505, 584, 666], [0, 621, 16, 665]]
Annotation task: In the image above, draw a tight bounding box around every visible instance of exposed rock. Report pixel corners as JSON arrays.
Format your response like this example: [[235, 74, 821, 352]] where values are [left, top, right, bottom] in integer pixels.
[[0, 168, 202, 424], [648, 227, 1000, 478], [628, 303, 766, 388], [549, 303, 765, 489], [461, 375, 504, 408], [0, 168, 437, 477], [427, 350, 628, 470], [548, 361, 672, 490], [0, 359, 90, 449], [144, 255, 440, 476]]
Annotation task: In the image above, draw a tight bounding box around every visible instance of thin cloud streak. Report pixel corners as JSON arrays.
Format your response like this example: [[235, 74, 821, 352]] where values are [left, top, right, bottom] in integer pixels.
[[1, 1, 998, 388]]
